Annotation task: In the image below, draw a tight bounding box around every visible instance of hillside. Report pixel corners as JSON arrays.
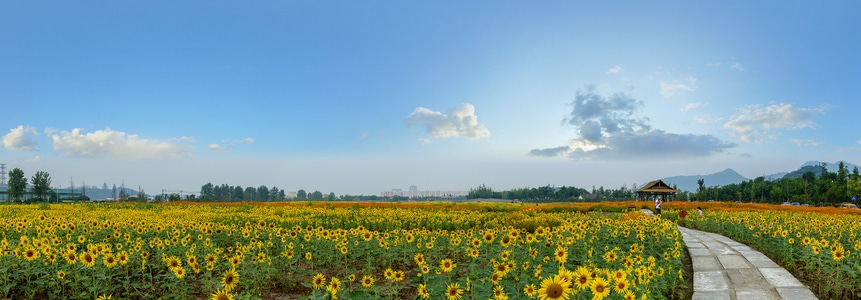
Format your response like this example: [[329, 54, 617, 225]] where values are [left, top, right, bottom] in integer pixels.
[[663, 168, 750, 192]]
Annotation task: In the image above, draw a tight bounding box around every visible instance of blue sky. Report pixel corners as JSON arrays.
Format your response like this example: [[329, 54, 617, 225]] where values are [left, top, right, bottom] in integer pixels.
[[1, 1, 859, 196]]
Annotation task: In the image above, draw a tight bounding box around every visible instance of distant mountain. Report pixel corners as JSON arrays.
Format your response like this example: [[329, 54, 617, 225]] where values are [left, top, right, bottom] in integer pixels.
[[764, 172, 788, 181], [782, 161, 860, 179], [663, 168, 750, 192], [659, 160, 860, 192], [80, 187, 142, 200]]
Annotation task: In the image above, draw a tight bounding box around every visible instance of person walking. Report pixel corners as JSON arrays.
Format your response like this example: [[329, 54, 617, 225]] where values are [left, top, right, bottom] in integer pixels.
[[655, 197, 663, 216]]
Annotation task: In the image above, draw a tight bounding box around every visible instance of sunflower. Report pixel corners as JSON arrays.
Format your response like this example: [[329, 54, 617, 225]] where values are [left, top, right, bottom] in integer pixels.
[[222, 269, 240, 291], [614, 278, 630, 293], [446, 282, 464, 300], [500, 235, 513, 247], [414, 253, 426, 265], [493, 285, 506, 298], [622, 290, 636, 300], [311, 273, 326, 289], [417, 283, 430, 299], [103, 253, 117, 268], [537, 275, 571, 300], [393, 270, 405, 282], [166, 256, 182, 270], [832, 247, 847, 261], [523, 284, 537, 297], [81, 251, 96, 267], [554, 246, 568, 263], [440, 258, 456, 273], [361, 275, 375, 288], [117, 252, 129, 265], [57, 271, 66, 280], [23, 246, 39, 261], [327, 277, 342, 294], [572, 267, 591, 290], [590, 277, 611, 300], [211, 288, 234, 300], [64, 250, 77, 265], [384, 268, 395, 280], [173, 267, 186, 279]]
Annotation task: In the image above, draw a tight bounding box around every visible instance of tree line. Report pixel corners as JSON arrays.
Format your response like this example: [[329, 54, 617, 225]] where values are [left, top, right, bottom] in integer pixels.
[[466, 184, 639, 202], [197, 183, 336, 202], [6, 168, 53, 202], [689, 162, 861, 205]]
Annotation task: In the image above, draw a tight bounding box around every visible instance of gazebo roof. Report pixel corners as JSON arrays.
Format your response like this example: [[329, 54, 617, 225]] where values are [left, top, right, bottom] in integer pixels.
[[636, 179, 679, 194]]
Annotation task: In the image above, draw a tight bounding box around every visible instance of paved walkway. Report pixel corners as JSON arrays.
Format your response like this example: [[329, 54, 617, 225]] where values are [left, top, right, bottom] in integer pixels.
[[641, 209, 817, 300]]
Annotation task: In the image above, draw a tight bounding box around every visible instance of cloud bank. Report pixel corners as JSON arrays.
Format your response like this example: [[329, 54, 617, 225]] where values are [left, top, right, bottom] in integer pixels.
[[530, 86, 735, 160], [404, 104, 491, 142], [2, 125, 39, 151], [723, 102, 825, 143], [52, 128, 188, 159]]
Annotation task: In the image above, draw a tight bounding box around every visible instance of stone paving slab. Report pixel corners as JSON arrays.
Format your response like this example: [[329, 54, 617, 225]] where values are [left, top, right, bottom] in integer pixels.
[[759, 268, 805, 287], [677, 226, 818, 300]]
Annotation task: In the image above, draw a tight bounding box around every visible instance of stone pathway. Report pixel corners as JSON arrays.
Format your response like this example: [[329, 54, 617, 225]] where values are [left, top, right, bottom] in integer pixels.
[[640, 209, 817, 299]]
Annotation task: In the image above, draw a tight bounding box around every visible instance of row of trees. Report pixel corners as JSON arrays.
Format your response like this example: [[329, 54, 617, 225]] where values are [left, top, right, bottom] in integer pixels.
[[198, 183, 336, 202], [467, 183, 644, 202], [689, 162, 861, 205], [6, 168, 52, 202]]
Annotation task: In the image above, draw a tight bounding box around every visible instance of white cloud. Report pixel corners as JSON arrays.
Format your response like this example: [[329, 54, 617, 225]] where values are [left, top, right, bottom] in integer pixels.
[[723, 102, 825, 143], [790, 139, 825, 147], [606, 65, 622, 74], [680, 102, 703, 112], [171, 136, 197, 143], [730, 62, 745, 71], [660, 76, 698, 98], [530, 86, 735, 160], [208, 138, 254, 151], [29, 156, 42, 162], [857, 139, 861, 145], [404, 104, 491, 142], [51, 128, 188, 159], [359, 129, 370, 139], [2, 125, 39, 151]]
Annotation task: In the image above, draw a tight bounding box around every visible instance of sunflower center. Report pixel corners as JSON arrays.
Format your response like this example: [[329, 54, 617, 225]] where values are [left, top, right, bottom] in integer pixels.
[[547, 283, 563, 298]]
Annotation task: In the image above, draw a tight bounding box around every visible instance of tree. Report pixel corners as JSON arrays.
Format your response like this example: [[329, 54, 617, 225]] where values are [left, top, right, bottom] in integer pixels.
[[297, 189, 307, 200], [327, 192, 336, 201], [270, 186, 280, 201], [233, 186, 244, 202], [257, 185, 269, 202], [243, 186, 255, 201], [310, 190, 323, 200], [31, 171, 52, 202], [8, 168, 27, 202], [112, 184, 117, 200], [201, 183, 214, 200]]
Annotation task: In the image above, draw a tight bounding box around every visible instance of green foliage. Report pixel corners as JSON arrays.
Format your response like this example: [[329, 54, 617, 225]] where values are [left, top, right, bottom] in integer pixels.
[[7, 168, 27, 202], [691, 162, 856, 206]]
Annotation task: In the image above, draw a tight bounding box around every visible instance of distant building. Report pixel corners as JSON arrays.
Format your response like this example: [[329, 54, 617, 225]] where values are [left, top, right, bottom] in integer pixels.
[[381, 189, 469, 200], [409, 185, 418, 191]]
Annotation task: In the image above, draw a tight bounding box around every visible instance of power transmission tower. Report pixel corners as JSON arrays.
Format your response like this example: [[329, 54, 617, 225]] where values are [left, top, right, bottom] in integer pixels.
[[0, 163, 6, 185]]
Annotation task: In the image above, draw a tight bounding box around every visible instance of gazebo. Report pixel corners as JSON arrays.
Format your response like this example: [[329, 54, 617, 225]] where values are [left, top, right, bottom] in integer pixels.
[[636, 179, 679, 201]]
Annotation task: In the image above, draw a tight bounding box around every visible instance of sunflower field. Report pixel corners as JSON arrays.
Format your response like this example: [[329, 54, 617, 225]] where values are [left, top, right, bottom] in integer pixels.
[[0, 202, 685, 300], [664, 202, 861, 299]]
